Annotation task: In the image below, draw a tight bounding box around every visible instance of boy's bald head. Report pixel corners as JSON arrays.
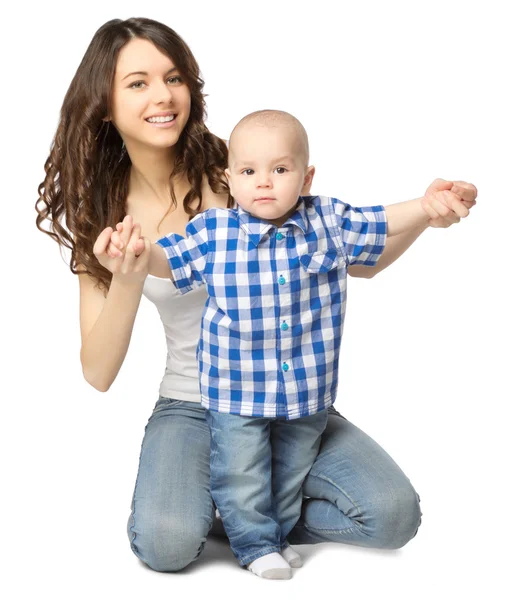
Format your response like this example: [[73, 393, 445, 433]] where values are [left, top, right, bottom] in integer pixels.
[[228, 110, 310, 167]]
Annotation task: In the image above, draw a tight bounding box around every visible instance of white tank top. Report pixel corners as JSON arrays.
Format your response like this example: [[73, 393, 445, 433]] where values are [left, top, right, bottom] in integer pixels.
[[142, 274, 207, 403]]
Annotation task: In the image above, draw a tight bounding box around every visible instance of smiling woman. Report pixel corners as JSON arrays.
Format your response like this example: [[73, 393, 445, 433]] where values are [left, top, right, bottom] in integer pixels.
[[36, 18, 229, 292]]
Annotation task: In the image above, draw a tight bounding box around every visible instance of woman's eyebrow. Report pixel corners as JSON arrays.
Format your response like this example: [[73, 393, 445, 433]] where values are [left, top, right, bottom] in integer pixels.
[[121, 66, 178, 81]]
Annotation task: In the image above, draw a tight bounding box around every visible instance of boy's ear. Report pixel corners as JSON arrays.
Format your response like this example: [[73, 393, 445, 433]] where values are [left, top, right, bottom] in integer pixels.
[[224, 168, 233, 193], [302, 165, 316, 195]]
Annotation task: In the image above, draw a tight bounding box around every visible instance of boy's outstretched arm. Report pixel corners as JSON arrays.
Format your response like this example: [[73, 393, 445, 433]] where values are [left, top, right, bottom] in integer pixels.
[[385, 198, 431, 237], [347, 179, 477, 278], [385, 180, 472, 237], [348, 223, 427, 278]]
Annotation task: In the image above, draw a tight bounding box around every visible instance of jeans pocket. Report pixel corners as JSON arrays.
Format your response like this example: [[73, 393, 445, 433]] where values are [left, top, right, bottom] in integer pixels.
[[327, 404, 348, 421], [152, 396, 184, 413]]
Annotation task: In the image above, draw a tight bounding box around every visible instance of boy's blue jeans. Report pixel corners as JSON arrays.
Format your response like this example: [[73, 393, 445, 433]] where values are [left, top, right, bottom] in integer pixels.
[[205, 409, 329, 566]]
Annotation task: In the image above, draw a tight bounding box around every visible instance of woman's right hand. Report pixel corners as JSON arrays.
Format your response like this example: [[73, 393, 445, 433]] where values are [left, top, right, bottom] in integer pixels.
[[93, 215, 151, 285]]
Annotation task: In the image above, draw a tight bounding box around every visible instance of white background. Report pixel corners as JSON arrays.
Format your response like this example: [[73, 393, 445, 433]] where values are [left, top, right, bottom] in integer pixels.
[[2, 0, 531, 598]]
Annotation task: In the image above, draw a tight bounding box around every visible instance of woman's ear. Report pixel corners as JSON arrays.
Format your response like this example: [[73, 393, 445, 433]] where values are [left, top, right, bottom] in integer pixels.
[[302, 165, 316, 195]]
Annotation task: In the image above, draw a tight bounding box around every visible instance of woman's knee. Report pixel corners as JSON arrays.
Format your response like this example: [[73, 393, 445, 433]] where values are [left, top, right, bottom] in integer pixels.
[[366, 484, 422, 549], [128, 512, 209, 572]]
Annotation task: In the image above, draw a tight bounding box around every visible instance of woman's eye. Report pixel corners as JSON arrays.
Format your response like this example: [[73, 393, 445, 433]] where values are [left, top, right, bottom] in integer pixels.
[[130, 76, 182, 90], [275, 167, 287, 174]]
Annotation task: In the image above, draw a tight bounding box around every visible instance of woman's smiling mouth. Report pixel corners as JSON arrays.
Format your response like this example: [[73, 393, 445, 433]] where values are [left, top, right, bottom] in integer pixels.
[[145, 113, 177, 127]]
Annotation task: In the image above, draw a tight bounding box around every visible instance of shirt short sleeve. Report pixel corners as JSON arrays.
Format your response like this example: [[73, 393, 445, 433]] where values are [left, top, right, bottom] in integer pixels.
[[332, 198, 387, 266], [156, 212, 210, 293]]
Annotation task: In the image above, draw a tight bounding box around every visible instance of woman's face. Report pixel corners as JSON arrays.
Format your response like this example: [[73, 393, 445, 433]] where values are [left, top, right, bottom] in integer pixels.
[[109, 38, 191, 152]]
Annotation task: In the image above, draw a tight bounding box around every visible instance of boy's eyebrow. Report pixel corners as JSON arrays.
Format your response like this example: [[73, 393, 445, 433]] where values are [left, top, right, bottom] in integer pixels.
[[233, 156, 296, 168], [122, 66, 178, 81]]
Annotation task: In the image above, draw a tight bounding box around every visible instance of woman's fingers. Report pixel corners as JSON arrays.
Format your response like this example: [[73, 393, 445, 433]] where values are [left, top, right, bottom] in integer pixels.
[[93, 218, 150, 277], [428, 191, 468, 218], [93, 227, 113, 259], [421, 196, 440, 220], [122, 223, 142, 270], [120, 215, 134, 248], [111, 229, 124, 250], [106, 242, 122, 258], [134, 237, 146, 257], [451, 181, 478, 204], [441, 191, 470, 218], [425, 178, 453, 195], [135, 237, 151, 270], [423, 192, 462, 228]]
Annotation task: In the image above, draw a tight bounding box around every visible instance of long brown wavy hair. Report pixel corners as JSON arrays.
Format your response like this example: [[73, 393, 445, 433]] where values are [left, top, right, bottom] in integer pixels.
[[36, 17, 229, 291]]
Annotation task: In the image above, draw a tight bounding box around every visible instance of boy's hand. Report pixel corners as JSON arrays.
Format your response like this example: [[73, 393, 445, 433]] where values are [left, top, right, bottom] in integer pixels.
[[421, 178, 478, 228]]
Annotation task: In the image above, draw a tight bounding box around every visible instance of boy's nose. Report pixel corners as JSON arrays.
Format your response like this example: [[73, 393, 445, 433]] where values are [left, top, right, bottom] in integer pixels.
[[257, 174, 272, 187]]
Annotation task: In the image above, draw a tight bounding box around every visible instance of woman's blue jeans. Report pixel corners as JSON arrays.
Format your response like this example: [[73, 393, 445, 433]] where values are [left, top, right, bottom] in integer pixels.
[[127, 398, 422, 572]]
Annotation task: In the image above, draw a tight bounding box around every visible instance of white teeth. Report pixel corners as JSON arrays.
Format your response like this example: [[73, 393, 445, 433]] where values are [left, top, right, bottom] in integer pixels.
[[146, 115, 175, 123]]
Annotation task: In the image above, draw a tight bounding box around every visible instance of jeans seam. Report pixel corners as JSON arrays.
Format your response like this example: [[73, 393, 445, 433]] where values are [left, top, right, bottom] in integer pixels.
[[296, 523, 357, 535], [128, 423, 151, 550], [301, 472, 363, 532], [239, 545, 283, 566]]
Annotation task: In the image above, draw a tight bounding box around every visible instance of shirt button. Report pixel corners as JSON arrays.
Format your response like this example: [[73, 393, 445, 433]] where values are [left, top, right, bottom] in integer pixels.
[[278, 275, 286, 285], [282, 362, 289, 372], [281, 322, 289, 331], [276, 232, 284, 241]]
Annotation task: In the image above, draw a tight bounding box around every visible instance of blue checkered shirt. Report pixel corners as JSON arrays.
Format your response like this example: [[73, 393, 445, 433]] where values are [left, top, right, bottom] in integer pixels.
[[156, 195, 387, 420]]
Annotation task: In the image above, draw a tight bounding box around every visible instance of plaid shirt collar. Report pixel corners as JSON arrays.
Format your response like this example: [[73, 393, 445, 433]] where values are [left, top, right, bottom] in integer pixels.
[[237, 196, 310, 247]]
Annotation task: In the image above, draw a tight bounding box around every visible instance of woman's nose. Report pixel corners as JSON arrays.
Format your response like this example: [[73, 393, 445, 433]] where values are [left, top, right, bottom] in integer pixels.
[[152, 79, 173, 104]]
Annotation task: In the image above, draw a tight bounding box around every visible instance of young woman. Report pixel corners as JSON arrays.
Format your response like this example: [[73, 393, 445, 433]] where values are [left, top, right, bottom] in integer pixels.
[[36, 17, 476, 573]]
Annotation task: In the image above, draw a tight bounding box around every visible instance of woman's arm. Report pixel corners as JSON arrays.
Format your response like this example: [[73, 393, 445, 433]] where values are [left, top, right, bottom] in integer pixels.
[[80, 219, 150, 392], [79, 274, 144, 392]]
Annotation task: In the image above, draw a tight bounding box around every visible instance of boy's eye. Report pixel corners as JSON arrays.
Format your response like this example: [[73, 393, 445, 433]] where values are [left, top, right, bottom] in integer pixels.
[[242, 169, 254, 175], [275, 167, 287, 174]]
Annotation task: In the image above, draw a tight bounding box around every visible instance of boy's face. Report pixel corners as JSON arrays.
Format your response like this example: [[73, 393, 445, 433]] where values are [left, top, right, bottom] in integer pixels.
[[225, 124, 314, 227]]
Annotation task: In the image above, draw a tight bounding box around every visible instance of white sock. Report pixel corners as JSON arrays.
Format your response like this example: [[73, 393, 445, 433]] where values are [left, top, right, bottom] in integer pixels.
[[281, 544, 303, 568], [247, 552, 292, 579]]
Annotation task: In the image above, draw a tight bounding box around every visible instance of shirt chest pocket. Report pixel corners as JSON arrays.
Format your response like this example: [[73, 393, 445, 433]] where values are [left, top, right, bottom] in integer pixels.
[[300, 248, 340, 273]]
